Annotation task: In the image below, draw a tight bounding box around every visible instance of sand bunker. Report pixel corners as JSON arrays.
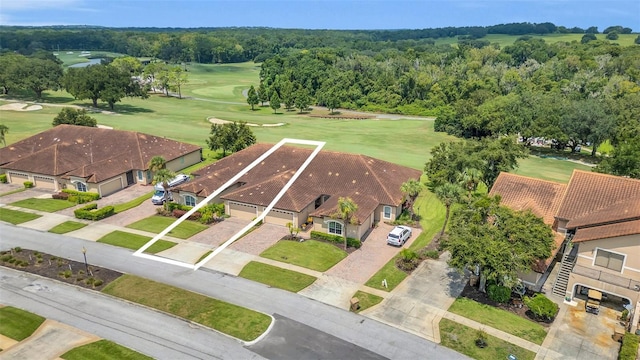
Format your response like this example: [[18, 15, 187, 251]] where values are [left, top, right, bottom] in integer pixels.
[[0, 103, 43, 111], [207, 117, 284, 127], [97, 125, 113, 129]]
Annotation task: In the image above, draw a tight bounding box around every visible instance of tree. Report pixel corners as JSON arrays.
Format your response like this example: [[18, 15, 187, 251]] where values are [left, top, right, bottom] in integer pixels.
[[581, 34, 597, 44], [270, 92, 281, 114], [52, 108, 97, 127], [424, 141, 481, 189], [458, 167, 482, 201], [21, 58, 63, 99], [606, 32, 619, 40], [63, 64, 146, 109], [247, 85, 259, 110], [257, 82, 268, 106], [400, 179, 422, 217], [434, 183, 463, 238], [148, 156, 167, 173], [333, 197, 358, 250], [295, 88, 311, 113], [0, 124, 8, 146], [111, 56, 143, 75], [169, 66, 189, 99], [442, 195, 554, 287], [153, 168, 176, 209], [476, 137, 528, 189], [206, 121, 256, 157]]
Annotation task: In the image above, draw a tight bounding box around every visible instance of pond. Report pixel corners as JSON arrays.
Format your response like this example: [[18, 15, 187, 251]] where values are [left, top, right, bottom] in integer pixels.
[[68, 58, 104, 68]]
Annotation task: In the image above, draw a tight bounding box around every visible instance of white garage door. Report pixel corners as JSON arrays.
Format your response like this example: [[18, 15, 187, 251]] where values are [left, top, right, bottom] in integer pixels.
[[99, 177, 123, 197], [265, 208, 294, 227], [229, 202, 257, 220], [33, 175, 56, 190], [8, 172, 29, 184]]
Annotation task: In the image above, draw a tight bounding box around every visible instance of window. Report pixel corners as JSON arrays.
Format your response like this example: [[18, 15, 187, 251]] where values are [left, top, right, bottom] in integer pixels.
[[137, 170, 143, 181], [185, 195, 196, 207], [76, 182, 87, 192], [383, 206, 392, 219], [181, 156, 185, 164], [594, 249, 624, 272], [328, 221, 343, 235]]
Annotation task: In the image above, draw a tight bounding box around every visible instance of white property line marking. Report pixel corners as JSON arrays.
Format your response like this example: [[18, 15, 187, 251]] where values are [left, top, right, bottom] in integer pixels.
[[133, 138, 326, 271]]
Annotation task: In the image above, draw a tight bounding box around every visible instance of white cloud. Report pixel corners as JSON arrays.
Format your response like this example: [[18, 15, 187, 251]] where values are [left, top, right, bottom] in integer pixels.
[[0, 0, 83, 10]]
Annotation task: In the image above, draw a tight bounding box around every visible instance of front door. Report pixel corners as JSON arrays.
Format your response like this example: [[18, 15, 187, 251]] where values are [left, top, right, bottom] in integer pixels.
[[126, 171, 135, 186]]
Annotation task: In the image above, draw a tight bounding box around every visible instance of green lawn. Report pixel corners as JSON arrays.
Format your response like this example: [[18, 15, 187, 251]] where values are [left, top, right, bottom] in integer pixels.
[[61, 340, 152, 360], [260, 239, 347, 272], [48, 221, 87, 234], [0, 188, 27, 197], [352, 290, 384, 313], [434, 33, 638, 48], [0, 207, 42, 224], [97, 230, 177, 254], [0, 306, 45, 341], [513, 155, 593, 183], [439, 318, 536, 360], [448, 297, 548, 345], [102, 275, 272, 341], [10, 198, 76, 212], [112, 191, 153, 213], [239, 261, 317, 292], [126, 216, 208, 239]]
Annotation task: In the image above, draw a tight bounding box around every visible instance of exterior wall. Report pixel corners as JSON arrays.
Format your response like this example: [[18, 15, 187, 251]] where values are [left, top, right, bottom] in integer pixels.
[[63, 177, 100, 196], [375, 204, 401, 223], [297, 202, 317, 228], [165, 150, 202, 173], [569, 272, 640, 306], [6, 171, 58, 191], [518, 270, 542, 287], [355, 213, 373, 239], [311, 215, 365, 240], [98, 175, 125, 197]]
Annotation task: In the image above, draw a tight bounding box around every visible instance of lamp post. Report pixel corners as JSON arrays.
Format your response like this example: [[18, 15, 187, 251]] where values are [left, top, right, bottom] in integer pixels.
[[81, 247, 89, 274]]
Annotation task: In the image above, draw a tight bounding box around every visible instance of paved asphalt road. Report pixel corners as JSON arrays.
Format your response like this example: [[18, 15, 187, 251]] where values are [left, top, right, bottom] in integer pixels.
[[0, 224, 468, 360]]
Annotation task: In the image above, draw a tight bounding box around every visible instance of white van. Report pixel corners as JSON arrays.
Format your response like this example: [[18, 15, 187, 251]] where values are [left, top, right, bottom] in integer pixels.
[[150, 174, 190, 205]]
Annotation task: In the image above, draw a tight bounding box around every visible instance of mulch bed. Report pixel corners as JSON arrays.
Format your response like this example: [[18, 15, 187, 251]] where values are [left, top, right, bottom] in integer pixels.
[[460, 283, 553, 327], [0, 248, 122, 291]]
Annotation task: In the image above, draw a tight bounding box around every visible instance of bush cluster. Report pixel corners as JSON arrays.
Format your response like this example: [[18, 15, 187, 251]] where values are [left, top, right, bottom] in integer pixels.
[[487, 284, 512, 303], [310, 230, 361, 249], [63, 189, 100, 203], [0, 174, 7, 183], [164, 202, 225, 224], [74, 203, 115, 220], [524, 293, 558, 321], [52, 192, 70, 200], [423, 250, 440, 259], [172, 209, 202, 221], [23, 181, 34, 188], [619, 333, 639, 360]]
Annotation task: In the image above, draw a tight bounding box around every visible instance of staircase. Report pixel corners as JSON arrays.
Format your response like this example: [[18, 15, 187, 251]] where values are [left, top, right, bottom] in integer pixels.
[[552, 244, 577, 298]]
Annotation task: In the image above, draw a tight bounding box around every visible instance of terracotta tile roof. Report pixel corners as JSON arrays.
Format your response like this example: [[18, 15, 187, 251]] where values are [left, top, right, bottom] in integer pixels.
[[489, 173, 566, 226], [567, 197, 640, 229], [178, 144, 422, 222], [532, 232, 565, 273], [556, 170, 640, 223], [573, 219, 640, 243], [0, 125, 200, 183]]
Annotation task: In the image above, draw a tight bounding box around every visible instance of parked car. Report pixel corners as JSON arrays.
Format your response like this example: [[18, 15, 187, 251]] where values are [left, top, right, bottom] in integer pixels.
[[387, 225, 412, 246], [151, 174, 190, 205]]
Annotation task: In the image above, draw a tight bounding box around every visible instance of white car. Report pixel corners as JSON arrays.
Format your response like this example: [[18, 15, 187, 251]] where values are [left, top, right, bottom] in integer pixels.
[[151, 174, 190, 205], [387, 225, 412, 246]]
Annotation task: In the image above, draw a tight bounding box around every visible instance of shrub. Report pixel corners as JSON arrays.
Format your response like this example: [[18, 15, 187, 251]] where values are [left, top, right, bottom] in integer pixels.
[[310, 230, 358, 248], [52, 192, 70, 200], [62, 189, 100, 203], [396, 249, 420, 272], [23, 181, 34, 188], [487, 284, 512, 303], [14, 247, 21, 252], [475, 330, 488, 348], [172, 209, 202, 220], [619, 333, 639, 359], [346, 237, 362, 249], [621, 309, 629, 321], [423, 250, 440, 259], [0, 174, 7, 183], [524, 293, 559, 322], [74, 203, 115, 220]]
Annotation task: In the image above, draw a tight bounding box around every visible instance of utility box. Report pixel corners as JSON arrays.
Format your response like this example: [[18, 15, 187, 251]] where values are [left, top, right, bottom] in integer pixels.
[[350, 297, 360, 312]]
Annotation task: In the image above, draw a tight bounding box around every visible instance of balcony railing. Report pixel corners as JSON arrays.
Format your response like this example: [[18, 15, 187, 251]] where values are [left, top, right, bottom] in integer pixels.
[[572, 264, 640, 291]]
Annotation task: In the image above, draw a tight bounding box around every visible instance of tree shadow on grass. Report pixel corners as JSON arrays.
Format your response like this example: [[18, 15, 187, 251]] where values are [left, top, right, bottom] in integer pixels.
[[112, 104, 154, 114]]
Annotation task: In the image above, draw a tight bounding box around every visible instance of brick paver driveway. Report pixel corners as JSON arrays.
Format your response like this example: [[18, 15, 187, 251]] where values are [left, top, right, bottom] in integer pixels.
[[230, 223, 289, 255], [325, 223, 422, 284], [188, 217, 251, 246]]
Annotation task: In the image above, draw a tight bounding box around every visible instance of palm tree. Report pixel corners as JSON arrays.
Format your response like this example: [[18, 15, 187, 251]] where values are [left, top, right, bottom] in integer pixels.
[[334, 197, 358, 250], [153, 168, 176, 209], [0, 124, 8, 147], [148, 155, 166, 173], [458, 168, 482, 201], [434, 183, 463, 239], [400, 179, 422, 218]]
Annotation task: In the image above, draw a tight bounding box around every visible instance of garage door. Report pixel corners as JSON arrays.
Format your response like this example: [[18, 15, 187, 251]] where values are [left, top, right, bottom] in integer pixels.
[[8, 172, 29, 184], [33, 175, 56, 190], [99, 177, 123, 197], [229, 202, 257, 220], [265, 208, 294, 227]]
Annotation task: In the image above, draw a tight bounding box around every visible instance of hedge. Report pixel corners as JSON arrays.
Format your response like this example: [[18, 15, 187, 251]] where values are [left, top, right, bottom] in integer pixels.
[[62, 189, 100, 203], [487, 284, 511, 303], [74, 203, 115, 221], [310, 230, 361, 249], [619, 332, 639, 360], [23, 181, 34, 188], [0, 174, 7, 183], [524, 293, 558, 322], [52, 192, 70, 200]]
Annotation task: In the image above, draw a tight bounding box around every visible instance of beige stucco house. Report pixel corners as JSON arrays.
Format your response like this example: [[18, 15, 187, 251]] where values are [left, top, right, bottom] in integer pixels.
[[0, 124, 202, 197], [174, 143, 422, 240]]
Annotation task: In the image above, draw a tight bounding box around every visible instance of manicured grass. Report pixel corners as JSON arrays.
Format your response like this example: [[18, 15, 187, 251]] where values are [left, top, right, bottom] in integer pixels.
[[0, 188, 27, 197], [113, 191, 153, 213], [239, 261, 317, 292], [97, 230, 177, 254], [102, 275, 271, 341], [513, 155, 593, 183], [197, 250, 213, 263], [0, 207, 42, 224], [48, 221, 87, 234], [434, 33, 638, 48], [10, 198, 76, 212], [61, 340, 152, 360], [439, 318, 536, 360], [352, 290, 384, 313], [260, 239, 347, 272], [126, 215, 208, 239], [0, 306, 45, 341], [448, 297, 547, 345], [365, 187, 445, 291]]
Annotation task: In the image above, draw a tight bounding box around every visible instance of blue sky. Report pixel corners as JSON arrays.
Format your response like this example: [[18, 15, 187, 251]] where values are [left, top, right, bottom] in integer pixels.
[[1, 0, 638, 31]]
